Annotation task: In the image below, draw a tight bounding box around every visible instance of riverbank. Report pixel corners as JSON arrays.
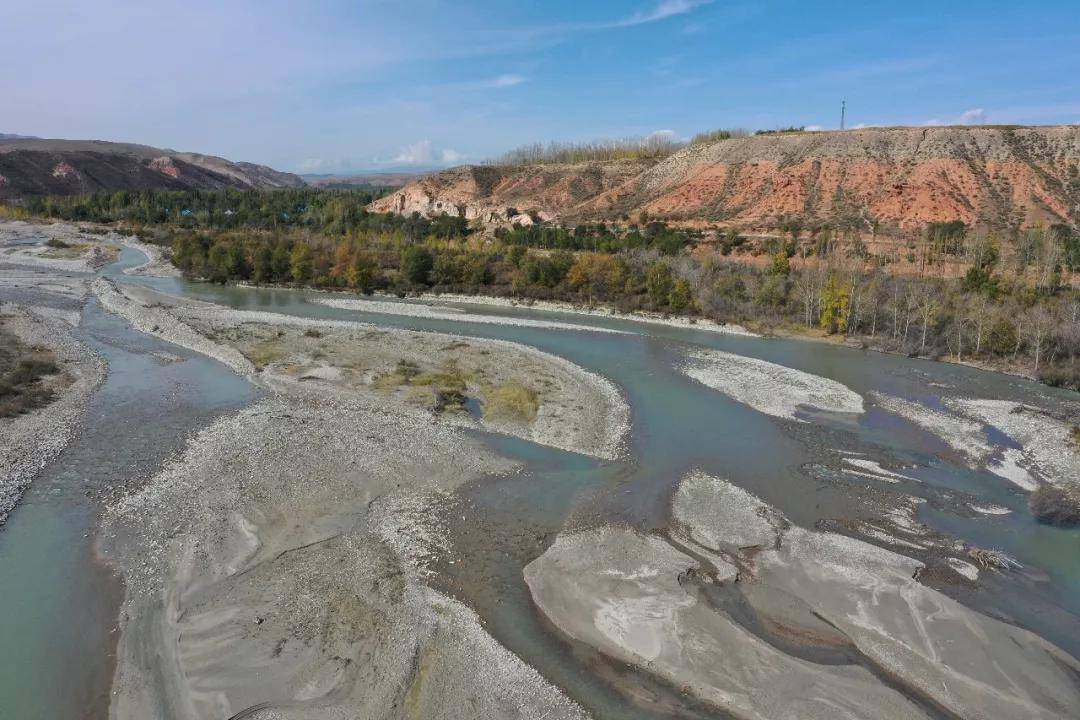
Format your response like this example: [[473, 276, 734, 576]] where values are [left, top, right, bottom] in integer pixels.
[[337, 288, 1072, 392], [315, 296, 633, 334], [409, 291, 759, 336], [0, 280, 107, 524], [116, 236, 182, 278], [0, 305, 105, 525]]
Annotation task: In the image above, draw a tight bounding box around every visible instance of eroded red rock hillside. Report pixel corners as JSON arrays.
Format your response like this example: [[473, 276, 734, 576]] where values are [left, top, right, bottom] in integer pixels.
[[372, 126, 1080, 232]]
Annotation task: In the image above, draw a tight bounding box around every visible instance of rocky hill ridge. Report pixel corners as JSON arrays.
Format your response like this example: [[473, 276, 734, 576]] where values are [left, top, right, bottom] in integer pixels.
[[0, 138, 304, 198], [372, 126, 1080, 231]]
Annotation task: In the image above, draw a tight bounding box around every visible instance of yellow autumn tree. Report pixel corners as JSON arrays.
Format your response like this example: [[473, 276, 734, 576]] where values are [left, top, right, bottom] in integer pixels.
[[819, 273, 851, 334]]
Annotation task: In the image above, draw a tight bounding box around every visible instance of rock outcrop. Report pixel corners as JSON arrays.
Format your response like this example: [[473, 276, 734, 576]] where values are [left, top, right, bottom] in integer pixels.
[[370, 161, 651, 224]]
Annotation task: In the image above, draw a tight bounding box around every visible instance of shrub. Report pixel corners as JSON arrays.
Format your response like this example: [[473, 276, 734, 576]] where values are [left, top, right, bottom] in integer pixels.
[[0, 350, 60, 417], [1038, 362, 1080, 391], [432, 388, 467, 413], [412, 370, 468, 393], [754, 126, 805, 135], [1029, 482, 1080, 527], [689, 128, 750, 146], [246, 342, 286, 369], [483, 382, 539, 422]]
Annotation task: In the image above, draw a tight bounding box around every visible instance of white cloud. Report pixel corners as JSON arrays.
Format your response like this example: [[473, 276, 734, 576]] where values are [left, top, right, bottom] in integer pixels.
[[391, 140, 434, 165], [924, 108, 988, 126], [646, 128, 688, 144], [618, 0, 713, 27], [380, 141, 467, 167], [959, 108, 987, 124], [804, 124, 825, 132]]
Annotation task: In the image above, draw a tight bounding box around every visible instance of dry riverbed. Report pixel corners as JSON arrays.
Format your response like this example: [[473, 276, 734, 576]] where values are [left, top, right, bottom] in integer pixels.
[[101, 394, 590, 720], [89, 278, 620, 718], [94, 280, 629, 460], [85, 274, 642, 717], [83, 249, 633, 716], [0, 220, 121, 272], [525, 471, 1080, 720]]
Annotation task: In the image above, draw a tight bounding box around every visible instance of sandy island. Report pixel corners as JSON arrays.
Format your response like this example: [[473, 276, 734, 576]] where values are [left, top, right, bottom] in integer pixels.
[[525, 471, 1080, 720]]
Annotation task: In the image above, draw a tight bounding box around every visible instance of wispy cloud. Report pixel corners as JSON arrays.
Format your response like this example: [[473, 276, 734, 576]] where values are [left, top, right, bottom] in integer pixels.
[[441, 148, 467, 163], [481, 74, 527, 88], [615, 0, 714, 27], [431, 74, 528, 92]]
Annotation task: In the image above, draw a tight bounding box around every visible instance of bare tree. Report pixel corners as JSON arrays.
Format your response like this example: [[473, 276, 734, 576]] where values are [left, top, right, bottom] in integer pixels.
[[915, 284, 941, 355], [1026, 303, 1059, 374]]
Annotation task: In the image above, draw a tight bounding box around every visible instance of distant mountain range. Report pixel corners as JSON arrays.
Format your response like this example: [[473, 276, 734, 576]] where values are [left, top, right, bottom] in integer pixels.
[[372, 125, 1080, 232], [0, 138, 304, 198], [302, 172, 423, 189]]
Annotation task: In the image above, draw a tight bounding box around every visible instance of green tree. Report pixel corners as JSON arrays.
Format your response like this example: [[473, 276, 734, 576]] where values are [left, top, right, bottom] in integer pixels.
[[401, 246, 434, 286], [290, 243, 314, 285], [668, 279, 694, 313], [461, 253, 493, 287], [506, 244, 527, 267], [767, 251, 791, 277], [646, 262, 674, 307], [271, 239, 293, 282], [345, 251, 377, 293], [431, 254, 463, 286], [251, 244, 274, 284], [755, 275, 788, 309], [205, 242, 229, 283]]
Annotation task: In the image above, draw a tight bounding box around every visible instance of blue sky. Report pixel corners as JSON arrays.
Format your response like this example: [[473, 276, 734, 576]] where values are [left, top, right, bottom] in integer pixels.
[[3, 1, 1078, 173]]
